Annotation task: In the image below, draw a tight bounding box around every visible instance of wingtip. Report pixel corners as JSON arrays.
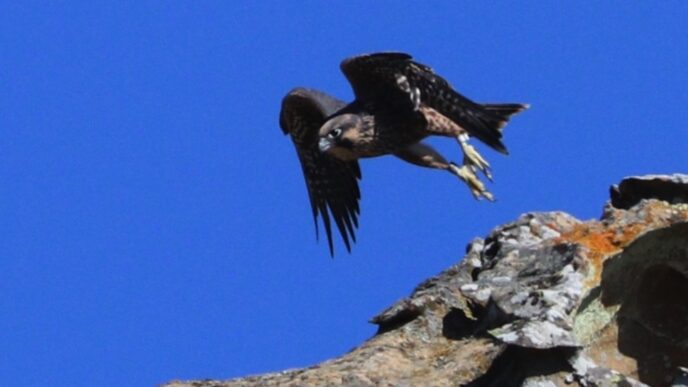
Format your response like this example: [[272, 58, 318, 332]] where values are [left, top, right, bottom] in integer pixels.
[[326, 236, 335, 258]]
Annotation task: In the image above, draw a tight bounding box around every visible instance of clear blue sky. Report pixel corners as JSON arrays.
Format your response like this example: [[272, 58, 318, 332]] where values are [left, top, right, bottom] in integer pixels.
[[2, 2, 687, 386]]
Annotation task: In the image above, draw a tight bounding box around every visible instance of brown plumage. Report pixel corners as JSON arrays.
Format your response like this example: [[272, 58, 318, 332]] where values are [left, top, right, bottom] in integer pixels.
[[280, 52, 528, 255], [280, 88, 361, 255]]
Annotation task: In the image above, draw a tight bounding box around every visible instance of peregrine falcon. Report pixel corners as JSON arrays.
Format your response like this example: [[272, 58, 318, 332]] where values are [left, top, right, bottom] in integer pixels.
[[280, 52, 528, 255]]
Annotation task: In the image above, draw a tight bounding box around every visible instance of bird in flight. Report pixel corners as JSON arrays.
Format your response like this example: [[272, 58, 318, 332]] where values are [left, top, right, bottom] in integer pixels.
[[280, 52, 528, 255]]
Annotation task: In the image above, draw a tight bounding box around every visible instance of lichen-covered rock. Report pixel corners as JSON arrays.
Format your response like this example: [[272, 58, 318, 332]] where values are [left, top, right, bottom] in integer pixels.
[[165, 174, 688, 387]]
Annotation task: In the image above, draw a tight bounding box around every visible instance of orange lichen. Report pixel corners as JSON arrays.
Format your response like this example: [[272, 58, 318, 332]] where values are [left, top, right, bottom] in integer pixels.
[[555, 201, 688, 287], [557, 224, 614, 286], [577, 229, 618, 254], [557, 219, 651, 287]]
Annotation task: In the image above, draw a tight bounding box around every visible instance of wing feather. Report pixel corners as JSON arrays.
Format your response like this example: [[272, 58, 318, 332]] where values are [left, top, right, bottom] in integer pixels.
[[341, 52, 527, 154], [280, 88, 362, 256], [340, 52, 417, 112]]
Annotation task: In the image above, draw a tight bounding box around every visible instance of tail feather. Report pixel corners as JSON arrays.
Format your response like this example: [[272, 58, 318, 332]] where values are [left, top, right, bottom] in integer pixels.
[[465, 103, 529, 154], [482, 103, 529, 128]]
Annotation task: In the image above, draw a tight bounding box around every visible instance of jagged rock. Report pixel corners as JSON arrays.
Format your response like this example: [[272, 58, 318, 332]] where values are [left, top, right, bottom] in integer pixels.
[[165, 174, 688, 387], [610, 174, 688, 210]]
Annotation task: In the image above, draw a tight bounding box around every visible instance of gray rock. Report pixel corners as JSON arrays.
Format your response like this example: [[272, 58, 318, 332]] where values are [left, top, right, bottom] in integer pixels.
[[165, 175, 688, 387]]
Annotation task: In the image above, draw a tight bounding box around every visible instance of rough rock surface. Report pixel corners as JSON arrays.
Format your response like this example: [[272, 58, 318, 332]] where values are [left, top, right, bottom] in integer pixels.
[[166, 174, 688, 387]]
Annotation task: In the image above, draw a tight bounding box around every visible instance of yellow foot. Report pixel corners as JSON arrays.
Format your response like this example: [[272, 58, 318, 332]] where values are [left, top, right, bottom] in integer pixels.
[[449, 162, 494, 201]]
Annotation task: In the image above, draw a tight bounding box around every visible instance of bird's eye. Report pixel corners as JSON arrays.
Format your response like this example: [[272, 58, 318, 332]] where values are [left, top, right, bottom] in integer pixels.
[[328, 128, 342, 138]]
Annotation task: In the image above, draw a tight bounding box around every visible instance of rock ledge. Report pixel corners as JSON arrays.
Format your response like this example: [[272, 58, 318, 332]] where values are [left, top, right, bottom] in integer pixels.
[[166, 174, 688, 387]]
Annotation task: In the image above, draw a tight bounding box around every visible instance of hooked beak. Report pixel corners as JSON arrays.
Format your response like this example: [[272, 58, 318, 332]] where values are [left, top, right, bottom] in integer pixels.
[[318, 137, 332, 153]]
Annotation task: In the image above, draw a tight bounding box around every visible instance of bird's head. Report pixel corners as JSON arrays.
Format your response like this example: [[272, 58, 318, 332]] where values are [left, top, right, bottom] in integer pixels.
[[318, 114, 363, 161]]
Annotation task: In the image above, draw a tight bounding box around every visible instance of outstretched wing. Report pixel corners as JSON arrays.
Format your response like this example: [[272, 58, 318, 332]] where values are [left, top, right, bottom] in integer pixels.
[[341, 52, 528, 154], [340, 52, 420, 113], [280, 88, 362, 256]]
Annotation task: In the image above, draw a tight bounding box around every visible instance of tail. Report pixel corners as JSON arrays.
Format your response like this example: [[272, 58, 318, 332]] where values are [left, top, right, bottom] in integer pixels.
[[470, 103, 529, 154], [482, 103, 529, 127]]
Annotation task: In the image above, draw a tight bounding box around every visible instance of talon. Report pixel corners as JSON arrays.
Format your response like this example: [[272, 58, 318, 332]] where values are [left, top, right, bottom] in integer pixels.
[[449, 162, 495, 201], [457, 135, 492, 181]]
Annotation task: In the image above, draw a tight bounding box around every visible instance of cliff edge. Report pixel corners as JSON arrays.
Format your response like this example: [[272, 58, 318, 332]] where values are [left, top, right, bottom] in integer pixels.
[[166, 174, 688, 387]]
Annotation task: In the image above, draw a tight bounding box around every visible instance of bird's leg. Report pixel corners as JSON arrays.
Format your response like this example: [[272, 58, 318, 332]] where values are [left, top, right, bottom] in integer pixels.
[[394, 143, 494, 201], [457, 133, 492, 181]]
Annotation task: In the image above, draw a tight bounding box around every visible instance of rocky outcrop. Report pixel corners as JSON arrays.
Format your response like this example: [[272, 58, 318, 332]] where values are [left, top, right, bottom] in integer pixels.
[[165, 174, 688, 387]]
